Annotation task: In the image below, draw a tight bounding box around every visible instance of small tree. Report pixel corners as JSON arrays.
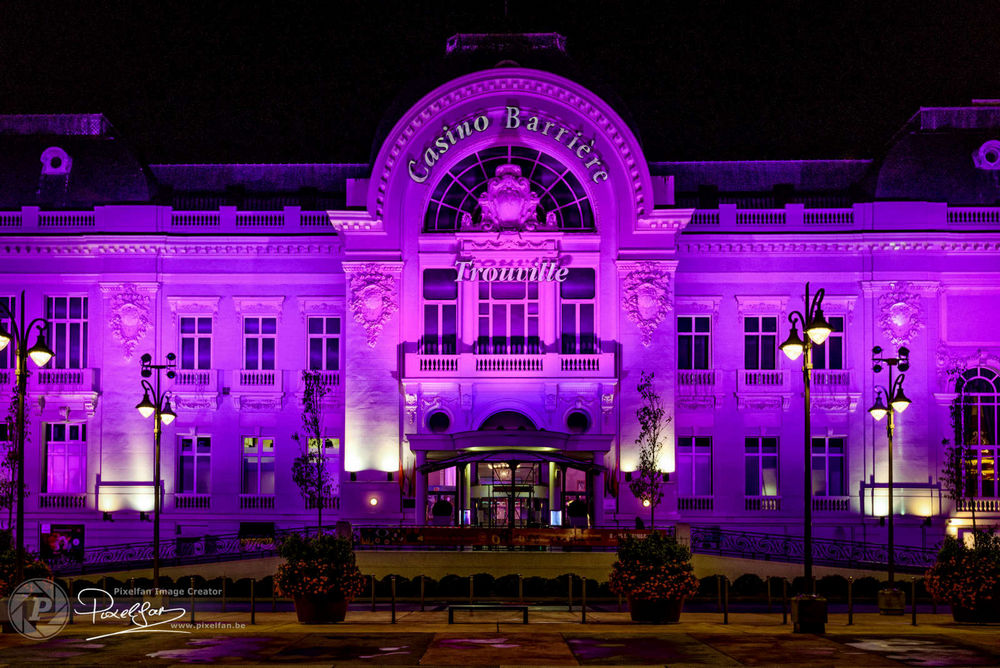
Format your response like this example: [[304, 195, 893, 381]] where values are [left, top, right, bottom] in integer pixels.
[[291, 371, 333, 534], [1, 380, 26, 531], [629, 371, 671, 528]]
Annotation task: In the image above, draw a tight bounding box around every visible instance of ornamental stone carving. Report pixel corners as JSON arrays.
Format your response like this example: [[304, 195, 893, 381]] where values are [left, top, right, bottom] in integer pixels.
[[622, 263, 672, 347], [101, 283, 155, 361], [936, 344, 1000, 391], [878, 282, 924, 346], [345, 263, 400, 347]]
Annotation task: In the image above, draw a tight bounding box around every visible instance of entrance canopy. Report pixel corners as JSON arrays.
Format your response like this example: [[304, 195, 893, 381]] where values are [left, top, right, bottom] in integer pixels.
[[417, 447, 605, 474]]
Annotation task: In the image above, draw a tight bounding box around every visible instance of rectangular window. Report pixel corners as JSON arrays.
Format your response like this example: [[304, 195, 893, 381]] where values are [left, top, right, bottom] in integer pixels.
[[477, 280, 540, 354], [745, 436, 779, 497], [812, 316, 845, 370], [241, 436, 275, 495], [44, 423, 86, 493], [0, 296, 14, 369], [180, 316, 213, 370], [560, 268, 596, 354], [307, 317, 341, 370], [45, 296, 88, 369], [744, 316, 777, 370], [811, 436, 846, 496], [178, 435, 211, 495], [678, 316, 711, 370], [677, 436, 712, 497], [243, 317, 276, 371]]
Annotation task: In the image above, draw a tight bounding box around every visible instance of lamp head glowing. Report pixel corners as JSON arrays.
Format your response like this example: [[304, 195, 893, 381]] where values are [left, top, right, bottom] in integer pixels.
[[368, 496, 379, 507], [891, 386, 912, 413], [27, 333, 54, 367], [0, 324, 11, 352], [806, 307, 832, 345], [868, 395, 888, 422], [136, 391, 156, 419], [642, 499, 651, 508], [160, 398, 177, 425], [779, 327, 805, 361]]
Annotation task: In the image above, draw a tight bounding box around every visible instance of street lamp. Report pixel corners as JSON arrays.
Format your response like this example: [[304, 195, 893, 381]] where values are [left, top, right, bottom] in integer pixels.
[[868, 345, 910, 586], [137, 352, 176, 592], [779, 282, 831, 587], [0, 291, 54, 586]]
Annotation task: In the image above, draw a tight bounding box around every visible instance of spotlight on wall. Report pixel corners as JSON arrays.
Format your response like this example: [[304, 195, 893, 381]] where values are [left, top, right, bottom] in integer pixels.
[[879, 515, 886, 527], [102, 511, 114, 522], [368, 496, 379, 507], [387, 472, 394, 482], [139, 511, 152, 522], [642, 499, 651, 508], [922, 516, 932, 527]]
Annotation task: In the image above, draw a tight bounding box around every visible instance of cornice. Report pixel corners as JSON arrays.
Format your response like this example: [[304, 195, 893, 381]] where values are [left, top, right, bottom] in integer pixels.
[[680, 237, 1000, 254], [0, 240, 344, 257]]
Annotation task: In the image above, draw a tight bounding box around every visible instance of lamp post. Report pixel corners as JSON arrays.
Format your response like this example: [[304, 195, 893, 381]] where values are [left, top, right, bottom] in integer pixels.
[[136, 352, 176, 592], [868, 345, 911, 586], [0, 291, 55, 586], [778, 283, 832, 588]]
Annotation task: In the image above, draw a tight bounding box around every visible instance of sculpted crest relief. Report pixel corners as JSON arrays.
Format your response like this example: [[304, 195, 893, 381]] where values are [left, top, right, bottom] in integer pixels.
[[622, 263, 673, 347], [346, 263, 399, 348], [878, 281, 924, 346], [102, 283, 155, 361]]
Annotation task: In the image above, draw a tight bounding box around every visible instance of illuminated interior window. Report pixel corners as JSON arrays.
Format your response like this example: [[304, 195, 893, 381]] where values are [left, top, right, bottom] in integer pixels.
[[745, 436, 778, 497], [424, 146, 594, 232], [44, 423, 86, 494], [45, 296, 88, 370], [957, 368, 1000, 498]]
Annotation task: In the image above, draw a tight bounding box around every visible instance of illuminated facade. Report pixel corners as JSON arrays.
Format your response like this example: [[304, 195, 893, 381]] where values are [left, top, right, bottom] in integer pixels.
[[1, 34, 999, 554]]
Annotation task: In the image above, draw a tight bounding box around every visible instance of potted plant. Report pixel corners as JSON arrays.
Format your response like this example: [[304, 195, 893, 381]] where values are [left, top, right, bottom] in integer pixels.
[[926, 530, 1000, 623], [608, 531, 698, 623], [877, 586, 905, 615], [274, 532, 366, 624]]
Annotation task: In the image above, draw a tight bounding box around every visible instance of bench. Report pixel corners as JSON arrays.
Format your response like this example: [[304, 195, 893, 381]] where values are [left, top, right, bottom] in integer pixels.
[[447, 604, 529, 624]]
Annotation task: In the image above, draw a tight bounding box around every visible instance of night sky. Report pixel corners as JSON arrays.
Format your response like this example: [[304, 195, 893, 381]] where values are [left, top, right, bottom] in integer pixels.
[[2, 1, 999, 165]]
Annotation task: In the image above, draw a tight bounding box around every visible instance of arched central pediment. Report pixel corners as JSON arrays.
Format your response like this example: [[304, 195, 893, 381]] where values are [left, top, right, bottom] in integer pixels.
[[368, 68, 653, 236]]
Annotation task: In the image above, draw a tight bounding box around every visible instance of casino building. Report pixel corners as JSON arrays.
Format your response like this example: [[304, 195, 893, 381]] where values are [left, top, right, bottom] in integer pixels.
[[1, 33, 999, 554]]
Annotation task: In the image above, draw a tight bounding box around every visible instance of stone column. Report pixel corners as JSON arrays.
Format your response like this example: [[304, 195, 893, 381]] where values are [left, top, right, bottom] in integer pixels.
[[414, 451, 427, 524]]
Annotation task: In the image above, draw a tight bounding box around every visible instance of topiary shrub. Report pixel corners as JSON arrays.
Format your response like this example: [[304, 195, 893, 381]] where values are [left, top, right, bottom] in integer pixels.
[[732, 573, 766, 597], [817, 575, 848, 601], [853, 576, 880, 600]]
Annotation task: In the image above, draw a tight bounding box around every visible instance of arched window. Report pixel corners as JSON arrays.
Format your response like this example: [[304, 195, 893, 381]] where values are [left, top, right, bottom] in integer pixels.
[[956, 368, 1000, 498], [424, 146, 594, 232]]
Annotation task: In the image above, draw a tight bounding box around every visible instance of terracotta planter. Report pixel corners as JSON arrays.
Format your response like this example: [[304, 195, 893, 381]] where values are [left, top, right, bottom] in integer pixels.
[[293, 594, 349, 624], [952, 601, 1000, 624], [790, 594, 827, 634], [877, 588, 905, 616], [627, 596, 683, 624]]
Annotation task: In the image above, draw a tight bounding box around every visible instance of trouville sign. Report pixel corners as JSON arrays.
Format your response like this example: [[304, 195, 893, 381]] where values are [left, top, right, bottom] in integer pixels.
[[408, 105, 610, 185]]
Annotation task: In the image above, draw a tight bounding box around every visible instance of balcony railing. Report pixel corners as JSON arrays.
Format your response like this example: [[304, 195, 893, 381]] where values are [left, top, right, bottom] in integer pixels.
[[678, 496, 714, 511], [405, 351, 616, 379], [812, 369, 853, 389], [32, 368, 96, 392], [234, 370, 281, 389], [957, 498, 1000, 513], [174, 370, 214, 387], [175, 494, 211, 510], [812, 496, 850, 512], [305, 497, 340, 510], [745, 496, 782, 512], [678, 369, 716, 387], [239, 494, 275, 510], [39, 493, 86, 509], [737, 369, 790, 396]]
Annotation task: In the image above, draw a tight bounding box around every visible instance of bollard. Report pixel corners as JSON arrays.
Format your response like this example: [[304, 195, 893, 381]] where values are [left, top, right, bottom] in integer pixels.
[[723, 576, 729, 625], [568, 574, 573, 612], [272, 580, 277, 612], [420, 575, 425, 612], [371, 575, 377, 612], [129, 578, 135, 601], [391, 576, 397, 624], [222, 578, 227, 613], [782, 578, 788, 625], [518, 573, 523, 604], [469, 575, 474, 604], [618, 593, 623, 612], [911, 578, 917, 626], [766, 576, 772, 612], [190, 588, 195, 625], [250, 578, 256, 625], [68, 579, 74, 625], [717, 574, 723, 612], [812, 575, 817, 595], [847, 577, 853, 625]]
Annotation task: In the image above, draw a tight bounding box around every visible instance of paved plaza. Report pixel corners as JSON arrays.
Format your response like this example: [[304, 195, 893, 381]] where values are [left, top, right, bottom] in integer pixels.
[[1, 609, 999, 666]]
